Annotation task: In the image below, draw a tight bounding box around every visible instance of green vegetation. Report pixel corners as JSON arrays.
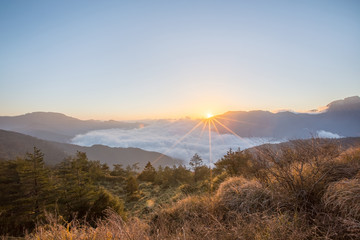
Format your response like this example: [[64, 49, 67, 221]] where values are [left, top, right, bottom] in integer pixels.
[[1, 139, 360, 239]]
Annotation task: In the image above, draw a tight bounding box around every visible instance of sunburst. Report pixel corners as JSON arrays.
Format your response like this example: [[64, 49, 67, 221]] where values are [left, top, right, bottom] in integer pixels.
[[151, 112, 256, 193]]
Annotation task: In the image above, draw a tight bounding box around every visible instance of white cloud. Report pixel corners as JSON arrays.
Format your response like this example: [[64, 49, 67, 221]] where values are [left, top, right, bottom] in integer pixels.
[[71, 119, 278, 165], [316, 130, 343, 139]]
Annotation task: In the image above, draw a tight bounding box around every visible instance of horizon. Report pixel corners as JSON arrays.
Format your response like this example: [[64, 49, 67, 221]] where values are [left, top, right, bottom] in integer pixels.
[[1, 95, 358, 121], [1, 1, 360, 120]]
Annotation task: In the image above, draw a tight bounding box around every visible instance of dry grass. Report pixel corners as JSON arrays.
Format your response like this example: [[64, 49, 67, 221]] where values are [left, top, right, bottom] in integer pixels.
[[26, 210, 149, 240], [215, 177, 273, 214], [323, 178, 360, 220]]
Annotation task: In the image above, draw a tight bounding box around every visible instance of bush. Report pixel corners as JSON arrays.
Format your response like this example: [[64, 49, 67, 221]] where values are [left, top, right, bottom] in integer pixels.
[[216, 177, 273, 214], [151, 195, 226, 238], [253, 138, 341, 211], [323, 178, 360, 220]]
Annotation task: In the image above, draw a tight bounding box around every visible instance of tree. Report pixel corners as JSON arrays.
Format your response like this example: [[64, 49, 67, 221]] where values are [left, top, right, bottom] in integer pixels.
[[19, 147, 53, 221], [56, 152, 96, 220], [189, 153, 203, 170], [190, 153, 204, 182], [214, 148, 252, 177], [125, 175, 138, 196], [0, 159, 27, 236], [138, 161, 156, 182], [125, 163, 140, 177]]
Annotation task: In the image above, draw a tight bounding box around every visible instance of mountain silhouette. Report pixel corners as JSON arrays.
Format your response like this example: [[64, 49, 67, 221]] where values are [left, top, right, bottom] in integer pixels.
[[0, 112, 144, 142], [214, 96, 360, 139]]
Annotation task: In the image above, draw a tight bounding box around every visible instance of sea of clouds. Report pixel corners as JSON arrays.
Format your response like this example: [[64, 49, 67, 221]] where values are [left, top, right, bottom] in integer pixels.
[[71, 119, 278, 164], [71, 119, 343, 165]]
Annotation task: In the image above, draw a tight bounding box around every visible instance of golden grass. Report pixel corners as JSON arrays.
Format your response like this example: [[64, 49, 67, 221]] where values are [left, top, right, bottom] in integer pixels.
[[215, 177, 273, 214], [27, 210, 149, 240], [323, 178, 360, 220]]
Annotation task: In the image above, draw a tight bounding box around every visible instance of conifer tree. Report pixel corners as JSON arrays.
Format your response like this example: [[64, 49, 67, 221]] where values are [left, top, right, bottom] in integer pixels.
[[189, 153, 204, 182], [0, 159, 27, 235], [138, 161, 156, 182], [19, 147, 53, 221], [56, 152, 96, 220]]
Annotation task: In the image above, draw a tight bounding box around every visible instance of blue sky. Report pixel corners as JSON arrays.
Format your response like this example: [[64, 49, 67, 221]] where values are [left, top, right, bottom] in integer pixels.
[[1, 0, 359, 120]]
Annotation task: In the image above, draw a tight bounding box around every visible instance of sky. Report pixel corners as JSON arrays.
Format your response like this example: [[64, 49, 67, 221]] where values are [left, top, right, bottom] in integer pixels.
[[1, 0, 359, 120]]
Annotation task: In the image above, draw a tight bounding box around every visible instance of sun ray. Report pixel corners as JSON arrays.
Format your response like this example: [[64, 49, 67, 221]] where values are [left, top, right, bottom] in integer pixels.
[[199, 120, 208, 138], [213, 118, 253, 145], [208, 118, 213, 193], [210, 118, 225, 144], [215, 116, 257, 126], [152, 120, 204, 165]]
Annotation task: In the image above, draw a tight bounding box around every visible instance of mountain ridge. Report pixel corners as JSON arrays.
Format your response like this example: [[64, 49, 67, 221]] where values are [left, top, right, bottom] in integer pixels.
[[0, 112, 144, 142], [0, 129, 180, 169], [213, 96, 360, 138]]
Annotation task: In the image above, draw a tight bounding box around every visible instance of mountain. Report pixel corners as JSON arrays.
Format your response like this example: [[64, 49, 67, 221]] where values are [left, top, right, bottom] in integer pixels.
[[0, 112, 144, 142], [0, 129, 181, 169], [213, 96, 360, 139]]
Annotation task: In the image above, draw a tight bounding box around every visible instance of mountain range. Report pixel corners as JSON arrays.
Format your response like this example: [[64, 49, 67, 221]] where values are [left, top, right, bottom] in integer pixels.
[[0, 112, 143, 142], [213, 96, 360, 139], [1, 97, 359, 143], [0, 129, 180, 168], [0, 96, 359, 167]]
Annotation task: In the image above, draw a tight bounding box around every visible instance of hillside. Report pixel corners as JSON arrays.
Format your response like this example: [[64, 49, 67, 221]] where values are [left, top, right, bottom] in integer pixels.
[[3, 136, 359, 239], [0, 112, 144, 142], [247, 136, 360, 155], [0, 129, 180, 168]]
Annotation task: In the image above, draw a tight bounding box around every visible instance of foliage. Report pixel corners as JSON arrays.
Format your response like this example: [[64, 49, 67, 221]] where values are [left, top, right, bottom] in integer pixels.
[[125, 176, 139, 197], [253, 138, 341, 211], [0, 147, 55, 236], [2, 139, 360, 239], [138, 162, 156, 182], [214, 148, 253, 177]]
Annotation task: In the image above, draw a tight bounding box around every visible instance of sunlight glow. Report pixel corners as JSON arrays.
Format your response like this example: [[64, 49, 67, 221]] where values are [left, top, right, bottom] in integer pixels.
[[206, 113, 214, 119]]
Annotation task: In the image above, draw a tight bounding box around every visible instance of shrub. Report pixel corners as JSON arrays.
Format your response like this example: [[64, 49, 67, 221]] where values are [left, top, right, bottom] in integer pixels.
[[253, 138, 340, 211], [323, 178, 360, 220], [216, 177, 273, 214], [151, 195, 226, 238]]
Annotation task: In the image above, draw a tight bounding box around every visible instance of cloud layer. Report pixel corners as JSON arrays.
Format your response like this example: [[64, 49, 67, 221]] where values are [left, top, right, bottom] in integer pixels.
[[71, 119, 277, 165]]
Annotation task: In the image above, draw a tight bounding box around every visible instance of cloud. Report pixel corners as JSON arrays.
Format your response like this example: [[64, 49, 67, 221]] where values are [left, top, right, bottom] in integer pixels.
[[71, 119, 278, 164], [316, 130, 343, 139]]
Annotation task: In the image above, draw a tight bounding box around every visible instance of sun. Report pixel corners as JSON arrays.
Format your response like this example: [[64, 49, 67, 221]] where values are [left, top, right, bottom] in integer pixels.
[[206, 113, 214, 119]]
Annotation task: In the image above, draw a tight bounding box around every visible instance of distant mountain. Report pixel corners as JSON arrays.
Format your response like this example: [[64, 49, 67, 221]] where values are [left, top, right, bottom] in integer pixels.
[[0, 112, 144, 142], [0, 129, 181, 169], [214, 96, 360, 139]]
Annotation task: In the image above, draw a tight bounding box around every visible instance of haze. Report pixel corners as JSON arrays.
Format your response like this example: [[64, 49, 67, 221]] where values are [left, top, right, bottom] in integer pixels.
[[1, 0, 359, 120]]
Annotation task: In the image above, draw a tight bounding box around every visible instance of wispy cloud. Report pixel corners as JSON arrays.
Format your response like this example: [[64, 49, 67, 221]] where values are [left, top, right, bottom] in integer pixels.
[[71, 119, 278, 164]]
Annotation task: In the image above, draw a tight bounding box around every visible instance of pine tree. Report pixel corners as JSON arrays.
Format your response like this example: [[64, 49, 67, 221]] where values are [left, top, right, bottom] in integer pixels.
[[56, 152, 96, 220], [19, 147, 53, 221], [189, 153, 203, 182], [0, 159, 27, 235], [138, 161, 156, 182]]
